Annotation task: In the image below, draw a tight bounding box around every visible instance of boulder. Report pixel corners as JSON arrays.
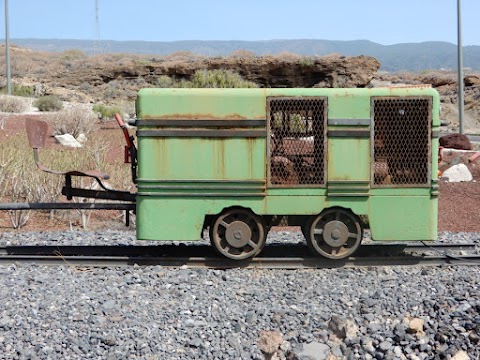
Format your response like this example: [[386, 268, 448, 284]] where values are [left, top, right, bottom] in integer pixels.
[[406, 318, 425, 335], [451, 350, 470, 360], [439, 134, 472, 150], [76, 133, 88, 144], [442, 163, 473, 182], [54, 134, 82, 148], [328, 315, 358, 340], [257, 330, 283, 358], [295, 341, 330, 360]]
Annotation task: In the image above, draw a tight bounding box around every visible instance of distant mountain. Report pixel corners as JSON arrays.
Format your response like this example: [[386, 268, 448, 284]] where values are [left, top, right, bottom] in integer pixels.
[[6, 38, 480, 72]]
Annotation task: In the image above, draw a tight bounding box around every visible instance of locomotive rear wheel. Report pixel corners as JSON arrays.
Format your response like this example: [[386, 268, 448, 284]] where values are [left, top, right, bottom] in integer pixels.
[[306, 208, 363, 260], [209, 209, 267, 260]]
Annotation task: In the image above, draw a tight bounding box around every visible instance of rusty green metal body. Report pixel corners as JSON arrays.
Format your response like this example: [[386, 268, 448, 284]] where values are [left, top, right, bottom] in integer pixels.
[[135, 87, 439, 243]]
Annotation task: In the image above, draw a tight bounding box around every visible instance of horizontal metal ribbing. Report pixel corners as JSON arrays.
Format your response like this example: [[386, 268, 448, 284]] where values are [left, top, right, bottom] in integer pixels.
[[328, 118, 371, 126], [327, 182, 371, 189], [327, 188, 370, 191], [327, 186, 370, 194], [0, 203, 135, 210], [137, 192, 265, 198], [135, 119, 266, 127], [136, 179, 266, 184], [371, 184, 432, 189], [327, 180, 371, 184], [137, 130, 267, 138], [326, 193, 370, 197], [328, 130, 371, 138], [138, 185, 266, 191]]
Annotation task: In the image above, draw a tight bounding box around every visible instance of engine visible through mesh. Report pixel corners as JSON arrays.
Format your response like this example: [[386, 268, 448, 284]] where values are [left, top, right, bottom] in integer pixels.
[[373, 98, 431, 186], [268, 98, 326, 186]]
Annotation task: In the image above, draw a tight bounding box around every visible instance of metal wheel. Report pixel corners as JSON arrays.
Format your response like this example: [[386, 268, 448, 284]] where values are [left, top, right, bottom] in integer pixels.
[[306, 208, 363, 259], [209, 208, 266, 260]]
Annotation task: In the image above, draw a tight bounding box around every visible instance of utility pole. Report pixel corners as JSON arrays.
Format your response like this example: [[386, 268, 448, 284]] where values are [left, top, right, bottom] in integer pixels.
[[457, 0, 464, 134], [93, 0, 100, 56], [5, 0, 11, 95]]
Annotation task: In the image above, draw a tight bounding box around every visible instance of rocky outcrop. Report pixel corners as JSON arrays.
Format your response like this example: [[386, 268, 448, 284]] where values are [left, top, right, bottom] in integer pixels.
[[149, 55, 381, 88], [465, 75, 480, 86], [49, 55, 380, 90]]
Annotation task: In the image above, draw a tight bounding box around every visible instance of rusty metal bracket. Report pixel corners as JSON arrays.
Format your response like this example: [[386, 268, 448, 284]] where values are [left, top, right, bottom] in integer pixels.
[[61, 185, 136, 202]]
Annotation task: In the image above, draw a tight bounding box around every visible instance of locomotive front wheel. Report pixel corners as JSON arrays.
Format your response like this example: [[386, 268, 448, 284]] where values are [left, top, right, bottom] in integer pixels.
[[306, 208, 363, 260], [209, 209, 266, 260]]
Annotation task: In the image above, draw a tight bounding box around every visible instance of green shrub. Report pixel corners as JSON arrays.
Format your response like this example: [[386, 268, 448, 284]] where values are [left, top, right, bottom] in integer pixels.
[[156, 70, 257, 89], [185, 69, 257, 88], [299, 57, 315, 67], [34, 96, 63, 112], [93, 104, 122, 120], [156, 75, 176, 88], [0, 84, 34, 97], [135, 59, 151, 66]]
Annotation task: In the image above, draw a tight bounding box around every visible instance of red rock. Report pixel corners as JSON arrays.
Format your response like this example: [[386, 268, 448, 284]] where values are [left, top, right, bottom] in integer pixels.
[[439, 134, 472, 150]]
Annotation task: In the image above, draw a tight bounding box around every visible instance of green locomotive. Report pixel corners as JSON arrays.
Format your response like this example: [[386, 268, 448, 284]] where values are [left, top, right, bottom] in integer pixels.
[[133, 87, 439, 260]]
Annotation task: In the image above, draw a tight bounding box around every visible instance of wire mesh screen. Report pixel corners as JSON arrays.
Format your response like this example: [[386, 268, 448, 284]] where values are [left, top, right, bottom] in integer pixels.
[[372, 97, 431, 186], [268, 97, 326, 186]]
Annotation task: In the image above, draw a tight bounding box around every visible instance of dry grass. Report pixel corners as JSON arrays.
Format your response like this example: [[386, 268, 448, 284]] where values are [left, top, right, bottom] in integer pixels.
[[164, 51, 200, 62], [229, 49, 256, 58], [46, 106, 97, 138], [0, 125, 133, 229], [276, 51, 303, 62], [0, 95, 29, 113]]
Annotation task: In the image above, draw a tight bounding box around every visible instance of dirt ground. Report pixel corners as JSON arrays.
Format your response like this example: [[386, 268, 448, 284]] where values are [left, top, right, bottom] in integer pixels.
[[0, 115, 479, 233], [439, 178, 480, 232]]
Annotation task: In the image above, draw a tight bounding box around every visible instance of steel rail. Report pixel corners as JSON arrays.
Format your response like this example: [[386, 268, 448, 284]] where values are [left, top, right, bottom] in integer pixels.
[[0, 243, 478, 269], [0, 243, 475, 256], [0, 254, 479, 269]]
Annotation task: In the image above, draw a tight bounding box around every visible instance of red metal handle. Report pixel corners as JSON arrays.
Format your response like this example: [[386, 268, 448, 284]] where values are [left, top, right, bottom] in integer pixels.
[[115, 113, 134, 149], [115, 113, 125, 128]]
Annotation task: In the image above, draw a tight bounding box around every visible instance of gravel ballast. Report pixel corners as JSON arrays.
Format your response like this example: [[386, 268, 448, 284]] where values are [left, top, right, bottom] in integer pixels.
[[0, 230, 479, 359]]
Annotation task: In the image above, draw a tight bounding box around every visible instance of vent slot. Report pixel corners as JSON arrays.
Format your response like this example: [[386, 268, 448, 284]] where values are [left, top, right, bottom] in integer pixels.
[[268, 97, 326, 187], [372, 97, 431, 187]]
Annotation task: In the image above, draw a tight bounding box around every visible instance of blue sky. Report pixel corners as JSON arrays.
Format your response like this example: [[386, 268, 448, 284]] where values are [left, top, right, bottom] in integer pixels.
[[1, 0, 479, 45]]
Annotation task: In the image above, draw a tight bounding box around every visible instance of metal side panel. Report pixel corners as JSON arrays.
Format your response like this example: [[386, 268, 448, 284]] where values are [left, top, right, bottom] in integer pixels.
[[368, 195, 438, 241]]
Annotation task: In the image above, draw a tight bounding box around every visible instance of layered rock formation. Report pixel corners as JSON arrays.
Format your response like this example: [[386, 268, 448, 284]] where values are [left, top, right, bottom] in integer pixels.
[[46, 54, 380, 90]]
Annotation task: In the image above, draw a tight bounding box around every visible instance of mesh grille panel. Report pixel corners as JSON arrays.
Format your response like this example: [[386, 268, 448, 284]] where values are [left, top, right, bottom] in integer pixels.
[[373, 98, 431, 186], [268, 97, 326, 186]]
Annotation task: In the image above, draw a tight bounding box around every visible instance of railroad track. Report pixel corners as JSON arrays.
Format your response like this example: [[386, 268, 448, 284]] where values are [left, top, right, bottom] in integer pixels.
[[0, 243, 479, 269]]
